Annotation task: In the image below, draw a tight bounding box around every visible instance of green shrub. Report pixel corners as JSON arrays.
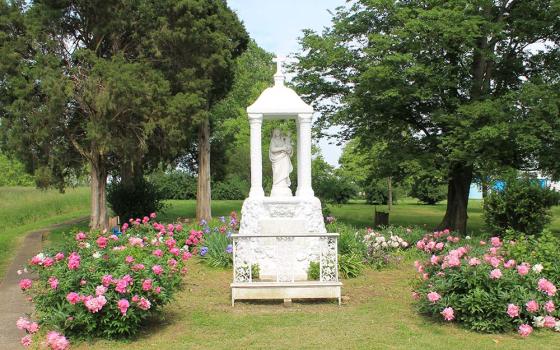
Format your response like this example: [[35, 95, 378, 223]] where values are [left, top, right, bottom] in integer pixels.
[[364, 179, 399, 205], [483, 175, 556, 236], [504, 229, 560, 283], [212, 175, 249, 200], [413, 230, 560, 334], [147, 170, 197, 200], [107, 177, 166, 221], [307, 261, 320, 280], [338, 253, 364, 278], [410, 174, 447, 205], [20, 215, 193, 340]]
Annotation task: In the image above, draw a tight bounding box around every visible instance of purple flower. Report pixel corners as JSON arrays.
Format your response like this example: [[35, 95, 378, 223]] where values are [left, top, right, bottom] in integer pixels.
[[199, 219, 207, 226], [226, 244, 233, 254], [219, 216, 226, 223], [200, 247, 208, 256]]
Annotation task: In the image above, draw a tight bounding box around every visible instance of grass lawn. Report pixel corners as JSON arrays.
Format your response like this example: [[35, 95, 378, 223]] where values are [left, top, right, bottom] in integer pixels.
[[69, 256, 560, 350], [11, 192, 560, 349], [0, 186, 90, 276]]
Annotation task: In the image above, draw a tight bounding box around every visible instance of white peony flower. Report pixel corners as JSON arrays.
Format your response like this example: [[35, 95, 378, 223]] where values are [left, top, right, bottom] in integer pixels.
[[17, 269, 22, 275], [465, 236, 471, 240], [92, 251, 101, 259], [84, 242, 91, 249], [555, 321, 560, 332], [533, 264, 544, 273], [533, 316, 545, 328]]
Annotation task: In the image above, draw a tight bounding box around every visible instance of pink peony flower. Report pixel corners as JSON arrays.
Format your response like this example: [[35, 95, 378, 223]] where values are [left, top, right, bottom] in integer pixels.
[[125, 255, 134, 264], [468, 257, 481, 266], [115, 279, 129, 294], [137, 297, 151, 310], [154, 286, 162, 294], [117, 299, 130, 315], [142, 279, 153, 291], [95, 285, 107, 296], [427, 291, 441, 303], [504, 259, 516, 269], [526, 300, 539, 313], [48, 277, 59, 290], [490, 237, 502, 247], [490, 269, 502, 279], [26, 322, 39, 333], [176, 224, 183, 232], [544, 316, 556, 328], [101, 274, 113, 287], [67, 252, 80, 270], [489, 257, 501, 268], [19, 278, 32, 290], [16, 317, 30, 330], [84, 295, 107, 313], [55, 252, 65, 261], [96, 236, 108, 249], [518, 324, 533, 337], [150, 212, 157, 219], [75, 232, 86, 241], [153, 249, 163, 257], [537, 278, 557, 297], [152, 265, 163, 275], [167, 258, 177, 268], [131, 295, 140, 303], [169, 247, 180, 256], [182, 251, 192, 261], [545, 300, 555, 313], [435, 242, 444, 251], [411, 292, 420, 300], [43, 257, 54, 267], [46, 331, 70, 350], [517, 264, 529, 276], [20, 335, 32, 347], [128, 237, 144, 247], [507, 304, 520, 318], [132, 263, 145, 271], [430, 255, 439, 265], [66, 292, 80, 304], [441, 307, 454, 321]]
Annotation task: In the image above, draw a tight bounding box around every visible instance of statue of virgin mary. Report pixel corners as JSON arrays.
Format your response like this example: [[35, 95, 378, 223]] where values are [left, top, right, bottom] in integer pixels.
[[269, 128, 293, 196]]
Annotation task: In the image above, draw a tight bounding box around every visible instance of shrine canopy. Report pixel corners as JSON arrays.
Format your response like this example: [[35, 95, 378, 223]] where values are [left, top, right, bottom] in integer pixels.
[[246, 57, 313, 118]]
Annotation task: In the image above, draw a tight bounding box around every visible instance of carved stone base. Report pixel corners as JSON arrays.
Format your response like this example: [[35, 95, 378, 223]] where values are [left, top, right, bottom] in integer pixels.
[[238, 196, 327, 280]]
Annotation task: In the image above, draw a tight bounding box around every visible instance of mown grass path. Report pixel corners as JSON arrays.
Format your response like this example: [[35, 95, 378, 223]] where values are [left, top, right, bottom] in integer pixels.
[[70, 259, 560, 350]]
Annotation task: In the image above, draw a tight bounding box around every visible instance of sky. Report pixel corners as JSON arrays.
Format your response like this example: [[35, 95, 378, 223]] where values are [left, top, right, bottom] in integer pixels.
[[228, 0, 346, 167]]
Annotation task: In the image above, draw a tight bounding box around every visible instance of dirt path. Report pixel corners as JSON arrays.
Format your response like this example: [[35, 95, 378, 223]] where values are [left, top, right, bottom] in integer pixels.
[[0, 217, 87, 349]]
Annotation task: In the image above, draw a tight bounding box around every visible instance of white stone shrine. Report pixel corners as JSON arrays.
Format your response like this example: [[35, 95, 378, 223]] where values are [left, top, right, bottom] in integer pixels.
[[230, 57, 342, 305]]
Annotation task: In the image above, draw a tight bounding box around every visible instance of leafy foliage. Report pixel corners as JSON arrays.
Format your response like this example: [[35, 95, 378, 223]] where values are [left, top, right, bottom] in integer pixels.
[[107, 178, 166, 222], [20, 215, 193, 339], [0, 152, 34, 186], [484, 175, 557, 235], [413, 231, 560, 334], [410, 173, 448, 205], [312, 154, 358, 204], [294, 0, 560, 232], [147, 170, 197, 200], [212, 175, 249, 200]]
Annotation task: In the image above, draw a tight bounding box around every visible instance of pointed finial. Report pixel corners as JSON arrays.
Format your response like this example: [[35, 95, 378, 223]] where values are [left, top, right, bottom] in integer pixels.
[[272, 55, 287, 86]]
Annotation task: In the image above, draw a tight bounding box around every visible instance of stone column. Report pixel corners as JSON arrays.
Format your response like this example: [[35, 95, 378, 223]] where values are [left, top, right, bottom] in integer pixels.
[[248, 114, 264, 197], [296, 113, 314, 197], [296, 118, 303, 196]]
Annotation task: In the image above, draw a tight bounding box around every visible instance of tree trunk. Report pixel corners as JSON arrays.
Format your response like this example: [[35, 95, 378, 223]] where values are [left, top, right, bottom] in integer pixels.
[[439, 163, 473, 234], [90, 156, 108, 230], [196, 119, 212, 221], [387, 177, 393, 211]]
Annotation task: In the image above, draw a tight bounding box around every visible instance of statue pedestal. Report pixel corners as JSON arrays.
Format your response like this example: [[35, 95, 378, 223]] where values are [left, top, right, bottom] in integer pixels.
[[238, 196, 326, 281]]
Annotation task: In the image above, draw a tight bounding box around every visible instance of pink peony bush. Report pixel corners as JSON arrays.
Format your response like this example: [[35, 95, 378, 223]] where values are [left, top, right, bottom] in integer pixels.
[[413, 230, 560, 335], [18, 213, 195, 343]]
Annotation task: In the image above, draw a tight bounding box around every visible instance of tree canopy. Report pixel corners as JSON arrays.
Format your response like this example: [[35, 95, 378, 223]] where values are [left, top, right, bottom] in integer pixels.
[[0, 0, 248, 227], [294, 0, 560, 232]]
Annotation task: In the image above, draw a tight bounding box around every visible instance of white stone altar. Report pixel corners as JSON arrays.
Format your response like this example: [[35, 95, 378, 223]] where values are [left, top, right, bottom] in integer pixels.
[[230, 57, 341, 305]]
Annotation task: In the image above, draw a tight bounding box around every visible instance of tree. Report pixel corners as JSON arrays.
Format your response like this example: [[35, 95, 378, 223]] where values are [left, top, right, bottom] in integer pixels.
[[294, 0, 560, 232], [0, 0, 248, 227]]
